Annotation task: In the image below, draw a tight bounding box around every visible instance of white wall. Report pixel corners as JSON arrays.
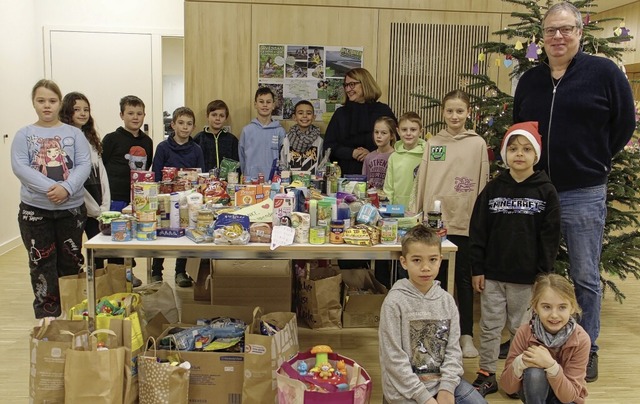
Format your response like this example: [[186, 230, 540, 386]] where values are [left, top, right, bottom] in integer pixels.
[[0, 0, 184, 252], [0, 0, 40, 253]]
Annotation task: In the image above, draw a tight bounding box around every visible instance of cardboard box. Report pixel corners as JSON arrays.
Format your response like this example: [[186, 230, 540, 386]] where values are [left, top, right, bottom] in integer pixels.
[[157, 304, 257, 404], [211, 260, 292, 313], [341, 269, 388, 328]]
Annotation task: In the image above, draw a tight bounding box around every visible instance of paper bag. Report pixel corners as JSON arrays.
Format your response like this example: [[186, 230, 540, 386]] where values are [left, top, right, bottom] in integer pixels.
[[59, 264, 128, 319], [296, 266, 342, 329], [29, 320, 89, 404], [138, 337, 190, 404], [64, 329, 126, 404], [134, 282, 179, 338], [242, 310, 299, 404]]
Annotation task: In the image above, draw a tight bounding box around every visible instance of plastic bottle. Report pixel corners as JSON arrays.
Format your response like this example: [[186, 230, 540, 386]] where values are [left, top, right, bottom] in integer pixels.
[[332, 161, 342, 180], [337, 198, 351, 229]]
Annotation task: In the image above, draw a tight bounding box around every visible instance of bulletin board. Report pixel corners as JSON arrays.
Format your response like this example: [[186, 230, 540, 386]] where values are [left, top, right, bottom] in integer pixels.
[[258, 44, 364, 121]]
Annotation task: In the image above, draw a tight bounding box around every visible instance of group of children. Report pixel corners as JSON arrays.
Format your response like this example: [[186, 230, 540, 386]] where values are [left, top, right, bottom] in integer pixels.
[[375, 92, 586, 403], [12, 79, 589, 403]]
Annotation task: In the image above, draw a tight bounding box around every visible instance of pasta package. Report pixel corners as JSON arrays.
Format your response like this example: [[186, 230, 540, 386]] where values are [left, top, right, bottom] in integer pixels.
[[213, 213, 251, 245], [291, 212, 310, 244], [344, 224, 380, 246]]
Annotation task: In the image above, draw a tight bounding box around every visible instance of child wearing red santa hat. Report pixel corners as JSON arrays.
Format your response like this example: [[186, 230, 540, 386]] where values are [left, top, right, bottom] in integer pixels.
[[467, 121, 562, 398]]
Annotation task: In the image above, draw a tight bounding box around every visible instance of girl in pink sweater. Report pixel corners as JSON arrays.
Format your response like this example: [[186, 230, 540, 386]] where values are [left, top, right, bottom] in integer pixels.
[[501, 273, 590, 403]]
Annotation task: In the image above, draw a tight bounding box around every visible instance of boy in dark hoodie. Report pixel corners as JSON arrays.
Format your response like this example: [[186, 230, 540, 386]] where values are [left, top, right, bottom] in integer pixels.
[[469, 121, 561, 397], [102, 95, 153, 211], [193, 99, 239, 173], [151, 107, 205, 287], [379, 225, 486, 404]]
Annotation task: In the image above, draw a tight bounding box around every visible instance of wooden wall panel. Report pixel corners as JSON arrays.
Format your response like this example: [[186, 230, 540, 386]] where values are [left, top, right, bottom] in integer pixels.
[[597, 2, 640, 65], [185, 2, 252, 135], [188, 0, 509, 14]]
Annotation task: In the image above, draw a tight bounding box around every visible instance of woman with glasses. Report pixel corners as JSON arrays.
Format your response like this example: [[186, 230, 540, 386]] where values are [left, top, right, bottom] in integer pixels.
[[323, 67, 396, 175], [513, 1, 635, 384]]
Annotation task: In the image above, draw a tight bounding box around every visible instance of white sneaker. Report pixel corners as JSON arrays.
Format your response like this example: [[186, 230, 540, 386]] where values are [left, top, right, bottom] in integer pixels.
[[460, 334, 479, 358]]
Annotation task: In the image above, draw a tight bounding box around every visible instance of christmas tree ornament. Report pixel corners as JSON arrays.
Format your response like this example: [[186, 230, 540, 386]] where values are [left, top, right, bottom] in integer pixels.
[[478, 52, 486, 62], [495, 58, 501, 67], [472, 62, 479, 74], [526, 42, 540, 60], [514, 40, 523, 50]]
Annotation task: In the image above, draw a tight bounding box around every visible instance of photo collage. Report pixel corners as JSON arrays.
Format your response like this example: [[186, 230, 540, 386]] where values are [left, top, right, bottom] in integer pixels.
[[258, 44, 364, 121]]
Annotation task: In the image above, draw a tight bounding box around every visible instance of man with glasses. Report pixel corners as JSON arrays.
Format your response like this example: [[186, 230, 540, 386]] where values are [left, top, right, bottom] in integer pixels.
[[513, 2, 635, 383]]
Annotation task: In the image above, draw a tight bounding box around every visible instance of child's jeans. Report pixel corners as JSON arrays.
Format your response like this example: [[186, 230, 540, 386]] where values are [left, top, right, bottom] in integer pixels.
[[520, 367, 575, 404], [383, 379, 487, 404]]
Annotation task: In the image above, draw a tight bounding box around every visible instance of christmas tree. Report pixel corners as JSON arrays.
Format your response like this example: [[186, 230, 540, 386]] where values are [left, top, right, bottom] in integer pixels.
[[416, 0, 640, 301]]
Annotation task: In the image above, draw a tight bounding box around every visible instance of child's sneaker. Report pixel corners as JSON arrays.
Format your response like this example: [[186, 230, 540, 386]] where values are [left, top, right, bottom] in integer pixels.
[[460, 335, 479, 358], [175, 272, 193, 287], [472, 369, 498, 397]]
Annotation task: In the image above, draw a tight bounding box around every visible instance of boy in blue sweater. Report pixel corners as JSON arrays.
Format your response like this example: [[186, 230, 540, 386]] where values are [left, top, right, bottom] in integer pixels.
[[151, 107, 205, 287], [238, 87, 286, 180]]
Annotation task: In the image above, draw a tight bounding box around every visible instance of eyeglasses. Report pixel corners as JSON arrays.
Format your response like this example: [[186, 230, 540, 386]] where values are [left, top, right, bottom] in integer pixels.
[[343, 81, 361, 90], [543, 25, 578, 37]]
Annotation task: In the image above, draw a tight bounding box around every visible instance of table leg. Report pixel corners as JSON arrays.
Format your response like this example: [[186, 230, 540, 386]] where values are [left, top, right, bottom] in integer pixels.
[[446, 251, 456, 295], [86, 248, 96, 332], [147, 257, 152, 284]]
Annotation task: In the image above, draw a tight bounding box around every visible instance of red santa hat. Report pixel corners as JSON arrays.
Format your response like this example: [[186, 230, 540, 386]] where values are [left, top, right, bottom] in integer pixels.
[[500, 121, 542, 167]]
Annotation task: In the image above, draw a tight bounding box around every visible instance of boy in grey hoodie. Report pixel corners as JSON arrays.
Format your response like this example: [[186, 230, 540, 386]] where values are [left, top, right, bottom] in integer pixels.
[[379, 225, 486, 404]]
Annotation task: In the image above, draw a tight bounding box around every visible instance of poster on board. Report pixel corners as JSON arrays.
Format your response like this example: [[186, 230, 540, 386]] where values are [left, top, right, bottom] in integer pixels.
[[258, 44, 364, 121]]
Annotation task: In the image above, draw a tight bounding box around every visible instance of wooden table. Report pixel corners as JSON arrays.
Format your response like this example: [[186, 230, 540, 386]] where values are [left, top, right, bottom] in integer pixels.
[[84, 234, 457, 330]]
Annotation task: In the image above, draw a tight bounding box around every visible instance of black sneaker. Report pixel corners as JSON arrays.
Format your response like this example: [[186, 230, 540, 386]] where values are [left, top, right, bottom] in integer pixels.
[[175, 272, 194, 288], [586, 352, 598, 382], [499, 339, 511, 359], [472, 369, 498, 397]]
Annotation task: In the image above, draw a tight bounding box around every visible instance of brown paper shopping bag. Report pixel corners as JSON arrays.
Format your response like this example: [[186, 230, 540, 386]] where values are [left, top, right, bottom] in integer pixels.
[[59, 264, 128, 319], [134, 282, 179, 338], [29, 319, 89, 404], [296, 266, 343, 329], [242, 310, 299, 404], [64, 329, 126, 404], [138, 337, 190, 404]]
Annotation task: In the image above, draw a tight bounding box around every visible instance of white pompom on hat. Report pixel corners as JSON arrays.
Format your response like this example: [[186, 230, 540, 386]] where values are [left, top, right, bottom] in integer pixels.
[[500, 121, 542, 168]]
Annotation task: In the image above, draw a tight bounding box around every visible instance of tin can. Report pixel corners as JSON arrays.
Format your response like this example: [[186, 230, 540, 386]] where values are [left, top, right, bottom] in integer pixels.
[[258, 172, 265, 184], [380, 218, 398, 244], [427, 211, 443, 229], [111, 218, 132, 242], [309, 226, 326, 245], [330, 220, 345, 244], [136, 221, 157, 241]]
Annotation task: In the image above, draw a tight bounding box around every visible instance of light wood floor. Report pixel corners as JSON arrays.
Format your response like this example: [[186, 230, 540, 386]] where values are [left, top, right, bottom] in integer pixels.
[[1, 249, 639, 403]]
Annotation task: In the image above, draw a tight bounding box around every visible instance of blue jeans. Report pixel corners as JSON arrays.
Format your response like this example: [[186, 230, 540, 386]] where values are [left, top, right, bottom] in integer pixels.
[[558, 185, 606, 353], [520, 368, 575, 404], [455, 379, 487, 404], [382, 379, 486, 404]]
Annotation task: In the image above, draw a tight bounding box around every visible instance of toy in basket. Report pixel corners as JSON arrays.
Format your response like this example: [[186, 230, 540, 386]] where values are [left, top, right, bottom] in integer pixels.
[[277, 345, 372, 404]]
